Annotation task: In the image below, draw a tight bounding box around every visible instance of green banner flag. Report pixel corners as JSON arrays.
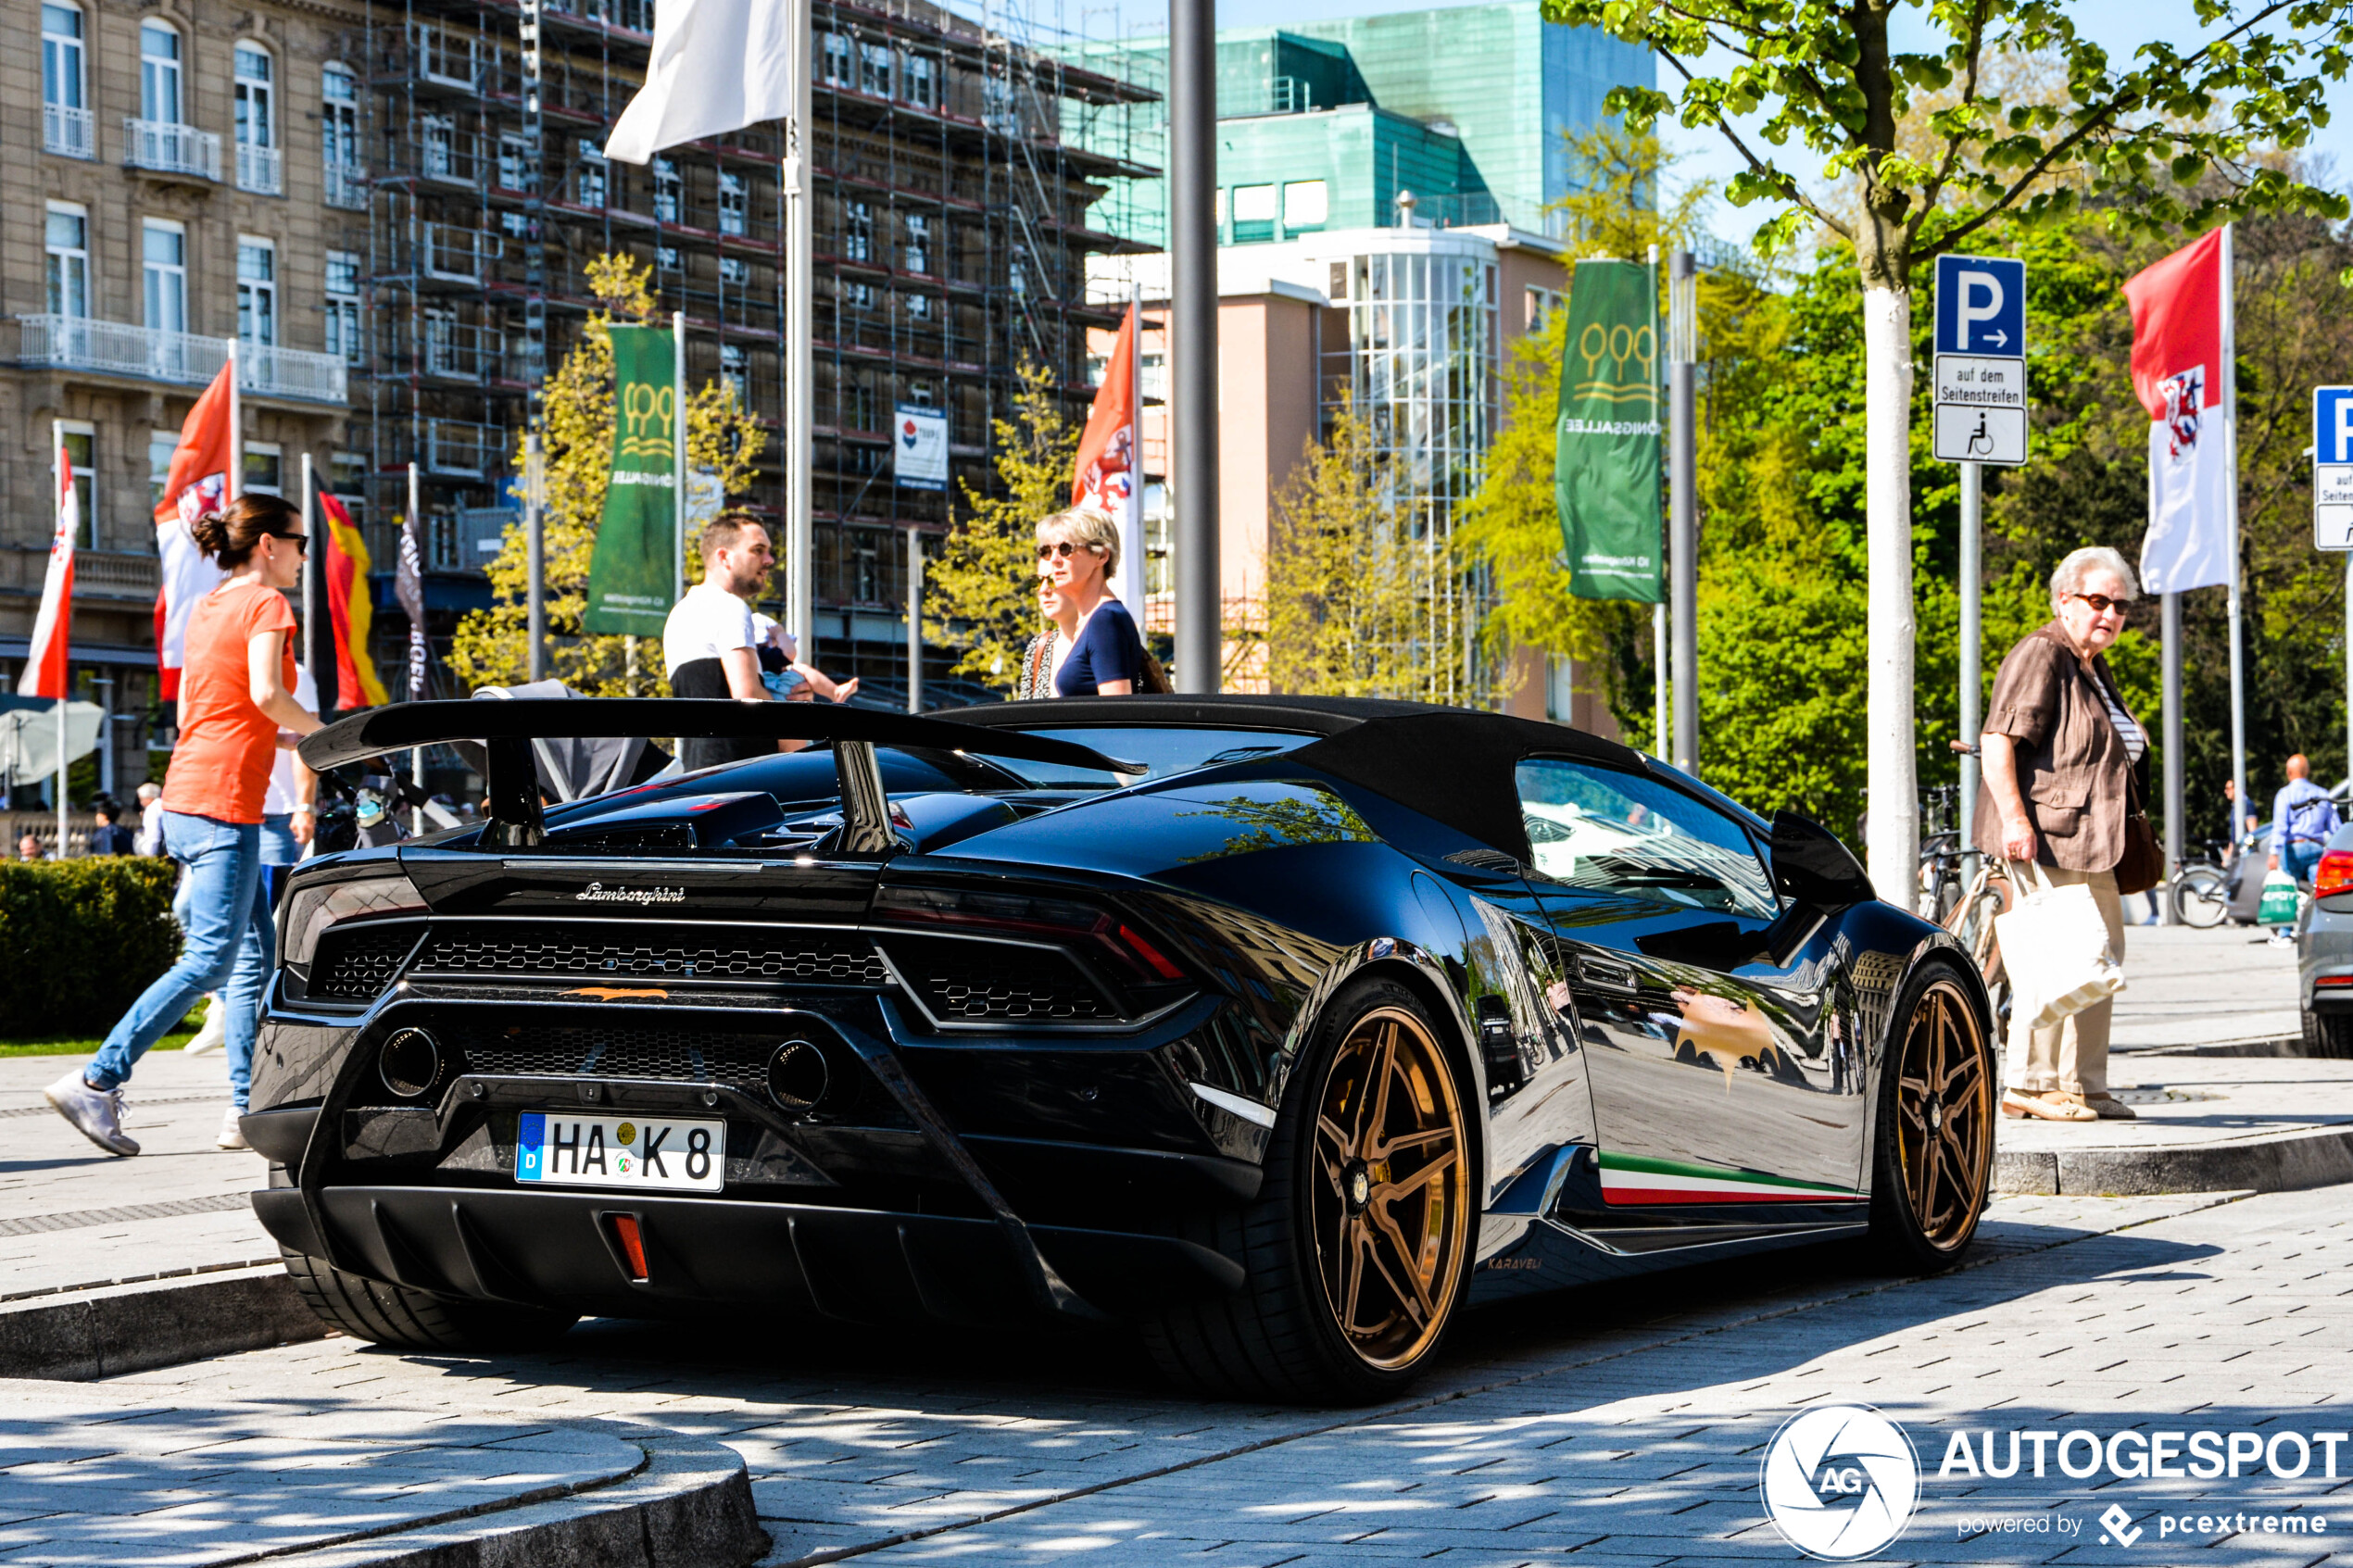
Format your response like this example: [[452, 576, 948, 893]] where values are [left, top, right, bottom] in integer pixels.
[[1554, 259, 1663, 604], [583, 323, 679, 635]]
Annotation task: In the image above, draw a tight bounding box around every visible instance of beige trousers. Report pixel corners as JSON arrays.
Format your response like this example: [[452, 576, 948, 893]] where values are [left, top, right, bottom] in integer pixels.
[[2002, 859, 2124, 1096]]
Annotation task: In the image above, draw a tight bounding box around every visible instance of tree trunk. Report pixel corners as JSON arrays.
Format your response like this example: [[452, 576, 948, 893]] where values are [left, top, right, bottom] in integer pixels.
[[1863, 283, 1916, 907]]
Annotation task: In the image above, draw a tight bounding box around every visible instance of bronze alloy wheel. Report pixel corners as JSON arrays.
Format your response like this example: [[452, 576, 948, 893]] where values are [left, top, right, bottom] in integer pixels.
[[1309, 1006, 1472, 1372], [1894, 977, 1993, 1249]]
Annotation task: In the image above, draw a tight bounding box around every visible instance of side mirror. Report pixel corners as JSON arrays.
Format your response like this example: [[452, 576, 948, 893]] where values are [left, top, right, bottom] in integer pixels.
[[1769, 809, 1876, 911]]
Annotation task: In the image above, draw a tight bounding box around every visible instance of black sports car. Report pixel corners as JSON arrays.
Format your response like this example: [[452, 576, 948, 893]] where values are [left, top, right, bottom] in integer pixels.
[[250, 696, 1994, 1401]]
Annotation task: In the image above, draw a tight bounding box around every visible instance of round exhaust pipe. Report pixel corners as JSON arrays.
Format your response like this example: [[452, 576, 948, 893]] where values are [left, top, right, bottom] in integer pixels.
[[379, 1027, 446, 1100], [766, 1038, 829, 1111]]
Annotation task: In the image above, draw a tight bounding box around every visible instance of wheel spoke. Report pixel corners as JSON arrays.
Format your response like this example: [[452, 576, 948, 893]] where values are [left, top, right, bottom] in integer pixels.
[[1375, 1124, 1454, 1160], [1365, 1208, 1435, 1328], [1316, 1112, 1357, 1162], [1374, 1148, 1458, 1205], [1339, 1218, 1367, 1333]]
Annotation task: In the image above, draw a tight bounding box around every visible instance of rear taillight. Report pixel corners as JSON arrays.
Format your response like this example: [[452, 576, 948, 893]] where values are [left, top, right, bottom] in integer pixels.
[[2318, 850, 2353, 898], [873, 884, 1185, 985]]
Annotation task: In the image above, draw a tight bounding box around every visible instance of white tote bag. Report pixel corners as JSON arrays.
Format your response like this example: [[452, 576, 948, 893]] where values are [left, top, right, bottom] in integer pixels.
[[1994, 881, 2125, 1030]]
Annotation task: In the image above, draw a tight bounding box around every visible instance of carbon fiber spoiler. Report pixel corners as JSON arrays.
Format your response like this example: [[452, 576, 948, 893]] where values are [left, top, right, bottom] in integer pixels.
[[297, 698, 1139, 851]]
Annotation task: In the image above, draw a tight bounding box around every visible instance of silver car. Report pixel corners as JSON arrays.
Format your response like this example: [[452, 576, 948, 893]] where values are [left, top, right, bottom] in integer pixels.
[[2296, 819, 2353, 1055]]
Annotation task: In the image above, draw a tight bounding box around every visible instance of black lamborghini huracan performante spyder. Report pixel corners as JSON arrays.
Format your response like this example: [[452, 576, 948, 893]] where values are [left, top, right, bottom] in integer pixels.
[[250, 696, 1994, 1401]]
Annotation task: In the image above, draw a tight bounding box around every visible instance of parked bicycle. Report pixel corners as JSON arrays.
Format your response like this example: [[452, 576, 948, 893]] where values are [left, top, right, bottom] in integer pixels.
[[1917, 783, 1968, 923], [2169, 836, 2233, 928]]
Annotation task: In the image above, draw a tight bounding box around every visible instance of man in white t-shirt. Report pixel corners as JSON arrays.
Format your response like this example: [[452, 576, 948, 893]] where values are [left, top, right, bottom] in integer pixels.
[[662, 515, 785, 771]]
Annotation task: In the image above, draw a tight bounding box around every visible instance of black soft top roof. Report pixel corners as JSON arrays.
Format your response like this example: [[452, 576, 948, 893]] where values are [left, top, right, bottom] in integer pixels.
[[942, 696, 1647, 858]]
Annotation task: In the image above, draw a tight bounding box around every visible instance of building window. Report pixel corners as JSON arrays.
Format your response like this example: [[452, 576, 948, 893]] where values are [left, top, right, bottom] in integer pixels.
[[140, 22, 182, 124], [423, 115, 456, 179], [150, 433, 181, 513], [907, 291, 930, 321], [423, 307, 455, 374], [907, 379, 935, 408], [840, 377, 875, 431], [1524, 285, 1559, 332], [326, 250, 360, 364], [500, 210, 534, 239], [904, 212, 929, 275], [59, 426, 94, 547], [44, 205, 89, 319], [722, 343, 748, 407], [859, 42, 890, 97], [144, 221, 186, 333], [42, 4, 90, 158], [331, 451, 366, 526], [1282, 180, 1327, 233], [657, 244, 683, 272], [903, 54, 937, 111], [1231, 183, 1277, 244], [237, 238, 276, 347], [720, 256, 750, 288], [234, 46, 274, 149], [822, 31, 851, 88], [323, 64, 363, 204], [243, 442, 283, 495], [843, 200, 872, 262], [844, 280, 874, 312], [497, 132, 531, 194], [576, 140, 606, 207], [719, 171, 747, 237], [652, 157, 681, 223]]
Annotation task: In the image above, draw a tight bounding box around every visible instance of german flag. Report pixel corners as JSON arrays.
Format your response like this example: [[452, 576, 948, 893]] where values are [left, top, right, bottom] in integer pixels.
[[306, 472, 389, 710]]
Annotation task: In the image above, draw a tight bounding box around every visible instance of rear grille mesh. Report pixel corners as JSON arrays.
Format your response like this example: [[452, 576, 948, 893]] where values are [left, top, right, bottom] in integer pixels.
[[414, 924, 890, 985], [882, 936, 1113, 1022], [309, 922, 423, 1000], [447, 1021, 779, 1092]]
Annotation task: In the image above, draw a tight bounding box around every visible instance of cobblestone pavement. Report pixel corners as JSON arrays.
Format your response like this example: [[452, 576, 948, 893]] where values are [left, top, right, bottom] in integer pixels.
[[1996, 1051, 2353, 1159], [60, 1185, 2352, 1566], [2110, 925, 2297, 1051]]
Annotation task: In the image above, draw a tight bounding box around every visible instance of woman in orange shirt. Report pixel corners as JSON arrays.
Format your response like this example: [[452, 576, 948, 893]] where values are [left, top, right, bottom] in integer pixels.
[[47, 495, 321, 1157]]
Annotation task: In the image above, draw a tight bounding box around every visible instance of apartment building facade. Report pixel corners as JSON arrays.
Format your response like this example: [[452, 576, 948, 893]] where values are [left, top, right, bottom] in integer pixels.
[[2, 0, 359, 796]]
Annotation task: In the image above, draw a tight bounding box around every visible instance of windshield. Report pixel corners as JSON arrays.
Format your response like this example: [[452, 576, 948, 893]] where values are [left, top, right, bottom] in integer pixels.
[[976, 726, 1319, 789]]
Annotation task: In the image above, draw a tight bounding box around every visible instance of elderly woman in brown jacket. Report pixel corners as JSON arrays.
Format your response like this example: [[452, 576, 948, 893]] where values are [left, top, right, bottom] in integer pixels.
[[1976, 546, 2149, 1124]]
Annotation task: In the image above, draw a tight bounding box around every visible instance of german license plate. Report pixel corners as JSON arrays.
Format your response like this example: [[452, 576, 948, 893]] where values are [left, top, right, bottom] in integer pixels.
[[515, 1112, 724, 1193]]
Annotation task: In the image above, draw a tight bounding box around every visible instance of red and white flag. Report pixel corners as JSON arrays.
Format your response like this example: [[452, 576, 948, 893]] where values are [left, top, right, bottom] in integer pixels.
[[20, 445, 78, 700], [2124, 229, 2233, 594], [152, 361, 237, 698], [1071, 301, 1141, 586]]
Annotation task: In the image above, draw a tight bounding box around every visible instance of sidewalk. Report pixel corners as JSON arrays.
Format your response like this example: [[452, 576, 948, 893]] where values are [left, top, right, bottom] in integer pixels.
[[1994, 922, 2353, 1194]]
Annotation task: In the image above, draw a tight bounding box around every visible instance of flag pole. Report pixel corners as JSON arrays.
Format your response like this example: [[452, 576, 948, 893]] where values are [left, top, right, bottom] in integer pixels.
[[409, 459, 423, 834], [225, 340, 242, 501], [783, 0, 813, 661], [1125, 285, 1144, 611], [905, 525, 923, 713], [299, 452, 315, 677], [53, 420, 67, 859], [526, 431, 547, 682], [673, 308, 687, 614], [2221, 222, 2247, 829]]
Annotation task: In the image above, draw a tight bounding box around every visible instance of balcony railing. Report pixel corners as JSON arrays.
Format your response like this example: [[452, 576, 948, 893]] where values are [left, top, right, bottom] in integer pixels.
[[14, 316, 346, 405], [235, 142, 283, 194], [123, 118, 220, 181], [425, 419, 506, 478], [422, 223, 503, 285], [44, 103, 94, 159], [324, 162, 369, 210]]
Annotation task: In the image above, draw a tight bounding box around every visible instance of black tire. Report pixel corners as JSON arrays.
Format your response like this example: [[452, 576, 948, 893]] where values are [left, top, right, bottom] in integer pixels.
[[280, 1247, 579, 1352], [1140, 975, 1478, 1404], [2301, 1008, 2353, 1060], [2173, 866, 2229, 929], [1866, 958, 1996, 1273]]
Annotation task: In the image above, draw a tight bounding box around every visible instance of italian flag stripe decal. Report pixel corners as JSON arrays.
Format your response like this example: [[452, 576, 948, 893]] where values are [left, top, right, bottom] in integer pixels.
[[1598, 1150, 1858, 1205]]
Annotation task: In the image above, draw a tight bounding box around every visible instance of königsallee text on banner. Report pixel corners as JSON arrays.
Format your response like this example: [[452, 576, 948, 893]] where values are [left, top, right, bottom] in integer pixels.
[[1555, 259, 1663, 604], [584, 324, 680, 635]]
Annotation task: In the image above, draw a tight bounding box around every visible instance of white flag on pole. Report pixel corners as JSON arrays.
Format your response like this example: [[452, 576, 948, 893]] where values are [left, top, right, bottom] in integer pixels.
[[605, 0, 797, 165]]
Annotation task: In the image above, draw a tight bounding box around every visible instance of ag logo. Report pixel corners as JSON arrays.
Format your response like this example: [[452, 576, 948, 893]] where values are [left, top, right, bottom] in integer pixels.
[[1758, 1405, 1920, 1560]]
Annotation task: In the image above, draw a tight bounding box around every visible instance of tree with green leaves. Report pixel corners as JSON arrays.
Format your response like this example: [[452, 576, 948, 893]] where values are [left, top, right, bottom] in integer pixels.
[[928, 361, 1076, 694], [1544, 0, 2353, 894], [449, 255, 766, 696]]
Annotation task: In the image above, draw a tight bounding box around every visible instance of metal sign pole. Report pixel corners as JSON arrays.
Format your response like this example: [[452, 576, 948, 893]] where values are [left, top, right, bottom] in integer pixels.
[[52, 420, 67, 859], [1958, 458, 1982, 880], [906, 526, 923, 713], [1667, 249, 1697, 777], [1169, 0, 1219, 692], [525, 432, 547, 681], [673, 309, 687, 615]]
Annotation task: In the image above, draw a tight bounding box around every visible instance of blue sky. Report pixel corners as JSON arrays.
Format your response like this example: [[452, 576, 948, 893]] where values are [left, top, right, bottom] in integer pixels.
[[1014, 0, 2353, 246]]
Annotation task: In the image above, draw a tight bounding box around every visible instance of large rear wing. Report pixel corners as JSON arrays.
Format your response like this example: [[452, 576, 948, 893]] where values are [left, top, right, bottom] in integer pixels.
[[297, 698, 1139, 851]]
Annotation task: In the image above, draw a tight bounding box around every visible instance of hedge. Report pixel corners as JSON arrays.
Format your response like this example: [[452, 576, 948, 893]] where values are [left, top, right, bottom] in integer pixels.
[[0, 859, 181, 1038]]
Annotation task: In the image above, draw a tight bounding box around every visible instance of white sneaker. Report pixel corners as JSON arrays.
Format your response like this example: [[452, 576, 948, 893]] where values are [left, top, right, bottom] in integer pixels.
[[217, 1107, 251, 1151], [44, 1071, 140, 1157], [183, 999, 227, 1056]]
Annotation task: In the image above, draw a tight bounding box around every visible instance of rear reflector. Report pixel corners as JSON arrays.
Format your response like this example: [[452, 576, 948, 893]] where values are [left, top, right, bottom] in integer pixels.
[[2317, 851, 2353, 898], [610, 1214, 649, 1281]]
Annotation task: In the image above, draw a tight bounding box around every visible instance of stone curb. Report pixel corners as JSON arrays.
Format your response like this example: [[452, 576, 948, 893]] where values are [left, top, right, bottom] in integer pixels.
[[1994, 1123, 2353, 1197], [245, 1425, 768, 1568], [0, 1263, 328, 1380], [2138, 1034, 2308, 1058]]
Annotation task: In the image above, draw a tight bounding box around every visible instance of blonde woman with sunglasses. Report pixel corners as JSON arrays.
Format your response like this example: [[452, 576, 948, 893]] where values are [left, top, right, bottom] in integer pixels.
[[1033, 508, 1145, 697]]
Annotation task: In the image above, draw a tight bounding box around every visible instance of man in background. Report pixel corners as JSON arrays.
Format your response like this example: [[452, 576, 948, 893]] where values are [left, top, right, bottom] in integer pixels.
[[2268, 753, 2341, 888], [133, 782, 164, 857], [661, 514, 788, 772], [87, 799, 136, 856]]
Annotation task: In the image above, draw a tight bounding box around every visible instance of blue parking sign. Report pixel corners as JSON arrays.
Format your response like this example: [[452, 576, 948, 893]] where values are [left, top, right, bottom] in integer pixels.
[[1933, 255, 2026, 357], [2314, 387, 2353, 550], [2317, 387, 2353, 465]]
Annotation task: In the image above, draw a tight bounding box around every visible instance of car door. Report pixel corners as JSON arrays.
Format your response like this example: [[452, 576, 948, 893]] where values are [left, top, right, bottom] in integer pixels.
[[1514, 756, 1866, 1208]]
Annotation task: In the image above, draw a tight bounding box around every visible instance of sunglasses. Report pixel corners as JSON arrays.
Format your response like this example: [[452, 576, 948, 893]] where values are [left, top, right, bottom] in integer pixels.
[[263, 528, 308, 556], [2069, 591, 2131, 614], [1037, 541, 1100, 559]]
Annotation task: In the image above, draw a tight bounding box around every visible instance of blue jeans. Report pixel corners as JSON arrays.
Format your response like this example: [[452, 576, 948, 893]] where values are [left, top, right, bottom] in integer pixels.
[[2285, 840, 2326, 889], [89, 811, 273, 1109]]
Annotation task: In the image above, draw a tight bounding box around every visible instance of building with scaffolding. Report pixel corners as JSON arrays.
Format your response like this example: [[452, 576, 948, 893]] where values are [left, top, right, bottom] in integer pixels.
[[359, 0, 1160, 692]]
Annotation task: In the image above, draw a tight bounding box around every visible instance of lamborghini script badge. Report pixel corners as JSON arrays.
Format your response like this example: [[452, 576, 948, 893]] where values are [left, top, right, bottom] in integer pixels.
[[574, 884, 686, 904]]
